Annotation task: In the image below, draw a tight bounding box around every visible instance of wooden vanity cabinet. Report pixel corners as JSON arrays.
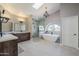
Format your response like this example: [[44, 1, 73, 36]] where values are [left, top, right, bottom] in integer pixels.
[[12, 33, 30, 43], [0, 40, 18, 56]]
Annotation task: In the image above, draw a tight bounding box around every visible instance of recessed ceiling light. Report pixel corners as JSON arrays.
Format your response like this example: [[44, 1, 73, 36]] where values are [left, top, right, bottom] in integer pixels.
[[32, 3, 44, 10]]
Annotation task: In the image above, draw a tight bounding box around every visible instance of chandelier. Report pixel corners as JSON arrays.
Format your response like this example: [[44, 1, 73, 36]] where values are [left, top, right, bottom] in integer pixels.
[[43, 7, 49, 18]]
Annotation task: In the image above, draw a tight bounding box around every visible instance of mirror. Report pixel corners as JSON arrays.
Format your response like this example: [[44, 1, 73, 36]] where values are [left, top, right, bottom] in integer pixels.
[[2, 21, 26, 32], [45, 24, 60, 35], [13, 22, 26, 32]]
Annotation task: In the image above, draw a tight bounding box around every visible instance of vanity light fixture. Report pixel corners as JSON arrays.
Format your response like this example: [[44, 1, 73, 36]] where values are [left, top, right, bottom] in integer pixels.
[[0, 10, 10, 23], [0, 10, 10, 37]]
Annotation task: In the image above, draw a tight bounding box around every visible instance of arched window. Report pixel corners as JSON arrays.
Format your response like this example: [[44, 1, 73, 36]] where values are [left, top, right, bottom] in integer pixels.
[[45, 24, 60, 32]]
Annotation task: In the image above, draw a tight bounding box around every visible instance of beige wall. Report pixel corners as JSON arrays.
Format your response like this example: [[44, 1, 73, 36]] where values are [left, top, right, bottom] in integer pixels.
[[25, 17, 32, 33], [0, 5, 31, 33], [2, 23, 12, 32]]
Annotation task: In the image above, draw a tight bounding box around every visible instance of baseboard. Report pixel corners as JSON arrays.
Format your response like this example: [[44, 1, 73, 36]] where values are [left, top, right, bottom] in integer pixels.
[[60, 43, 79, 50]]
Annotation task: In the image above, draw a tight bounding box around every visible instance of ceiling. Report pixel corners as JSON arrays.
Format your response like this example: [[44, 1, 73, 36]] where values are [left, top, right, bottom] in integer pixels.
[[0, 3, 60, 18]]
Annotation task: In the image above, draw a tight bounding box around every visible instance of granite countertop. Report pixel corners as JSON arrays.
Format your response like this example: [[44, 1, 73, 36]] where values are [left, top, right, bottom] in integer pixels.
[[0, 34, 18, 42]]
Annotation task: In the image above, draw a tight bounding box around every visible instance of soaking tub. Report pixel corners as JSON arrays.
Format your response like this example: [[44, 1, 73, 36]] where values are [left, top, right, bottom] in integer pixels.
[[40, 34, 59, 42]]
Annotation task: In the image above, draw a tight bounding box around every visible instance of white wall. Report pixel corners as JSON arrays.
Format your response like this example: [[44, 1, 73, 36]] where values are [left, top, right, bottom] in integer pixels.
[[45, 10, 61, 26], [60, 3, 79, 17], [60, 3, 79, 45]]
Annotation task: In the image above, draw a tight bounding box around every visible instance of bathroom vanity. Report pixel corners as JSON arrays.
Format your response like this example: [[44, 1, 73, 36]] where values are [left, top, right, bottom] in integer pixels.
[[0, 34, 18, 56], [11, 32, 30, 42], [2, 21, 31, 43]]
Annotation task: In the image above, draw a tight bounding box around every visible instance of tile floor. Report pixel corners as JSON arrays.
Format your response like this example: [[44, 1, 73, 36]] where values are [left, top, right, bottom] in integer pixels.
[[18, 38, 79, 56]]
